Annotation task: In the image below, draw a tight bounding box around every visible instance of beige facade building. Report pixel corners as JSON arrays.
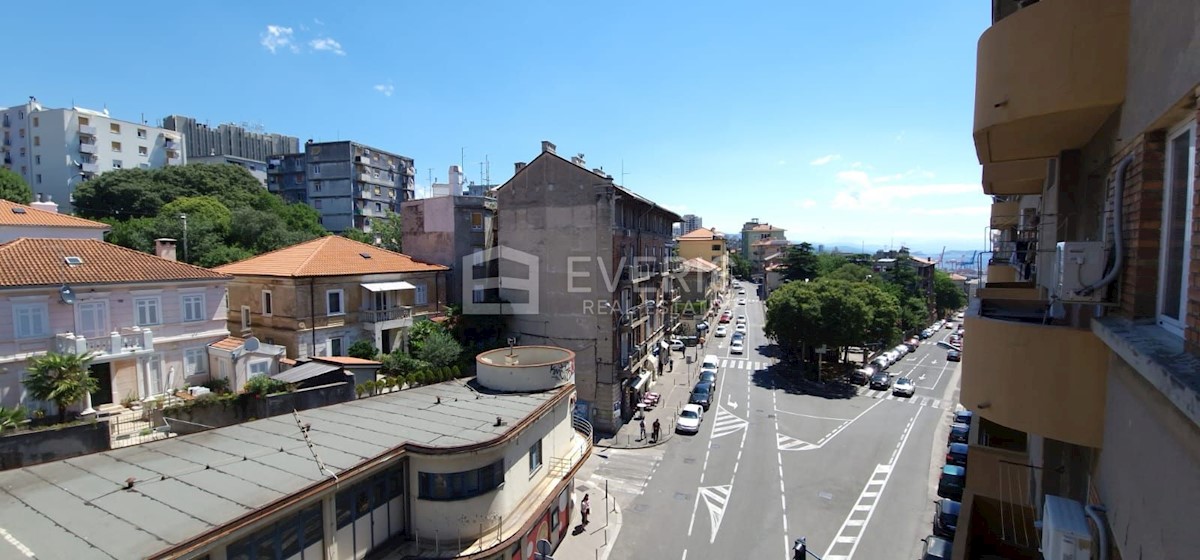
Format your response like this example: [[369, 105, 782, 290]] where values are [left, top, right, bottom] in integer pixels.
[[958, 1, 1200, 559], [676, 227, 730, 291], [214, 236, 448, 360], [496, 141, 681, 432]]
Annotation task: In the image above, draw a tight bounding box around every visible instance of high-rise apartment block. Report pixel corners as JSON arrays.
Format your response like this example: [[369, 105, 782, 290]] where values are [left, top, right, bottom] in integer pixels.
[[681, 213, 703, 233], [267, 140, 416, 233], [161, 115, 297, 161], [1, 98, 185, 212]]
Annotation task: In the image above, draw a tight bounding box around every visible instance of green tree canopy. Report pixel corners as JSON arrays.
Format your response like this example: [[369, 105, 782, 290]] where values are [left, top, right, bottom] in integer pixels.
[[408, 319, 447, 355], [73, 163, 262, 219], [0, 168, 33, 204], [782, 242, 820, 282], [416, 330, 463, 368], [23, 352, 97, 423], [372, 211, 403, 253], [153, 196, 233, 265], [934, 270, 967, 317], [816, 253, 850, 277], [729, 252, 751, 279]]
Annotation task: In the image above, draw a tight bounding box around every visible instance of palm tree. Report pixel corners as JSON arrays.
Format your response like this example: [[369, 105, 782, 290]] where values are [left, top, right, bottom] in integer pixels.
[[23, 352, 98, 423], [0, 405, 26, 433]]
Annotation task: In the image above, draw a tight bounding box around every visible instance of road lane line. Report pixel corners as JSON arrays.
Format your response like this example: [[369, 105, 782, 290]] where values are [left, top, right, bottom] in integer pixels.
[[773, 409, 853, 421]]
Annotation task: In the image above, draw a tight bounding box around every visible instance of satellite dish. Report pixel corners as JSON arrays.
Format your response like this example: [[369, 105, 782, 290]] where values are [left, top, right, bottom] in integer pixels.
[[243, 337, 261, 352], [59, 285, 76, 305]]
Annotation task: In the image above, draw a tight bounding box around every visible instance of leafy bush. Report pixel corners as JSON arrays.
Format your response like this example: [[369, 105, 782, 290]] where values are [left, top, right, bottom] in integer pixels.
[[416, 331, 463, 368], [381, 352, 431, 377], [243, 376, 290, 397], [348, 340, 379, 360], [0, 405, 27, 433], [202, 378, 231, 394]]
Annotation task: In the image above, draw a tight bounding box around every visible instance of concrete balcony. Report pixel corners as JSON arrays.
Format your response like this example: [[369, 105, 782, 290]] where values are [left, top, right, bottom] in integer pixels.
[[80, 162, 99, 173], [360, 306, 413, 328], [78, 125, 97, 136], [164, 139, 178, 150], [79, 142, 97, 154], [961, 302, 1109, 448], [973, 0, 1129, 166], [982, 158, 1050, 196], [55, 327, 154, 362], [358, 172, 391, 186], [167, 156, 182, 166], [990, 200, 1020, 229]]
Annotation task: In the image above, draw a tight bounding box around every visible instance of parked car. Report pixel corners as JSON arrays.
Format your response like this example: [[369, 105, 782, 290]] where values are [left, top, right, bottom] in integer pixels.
[[945, 322, 955, 330], [905, 338, 920, 351], [735, 324, 747, 334], [937, 465, 966, 501], [690, 382, 714, 410], [933, 498, 961, 539], [719, 315, 731, 324], [870, 372, 892, 390], [731, 340, 745, 354], [954, 410, 973, 426], [732, 332, 745, 343], [676, 404, 704, 434], [945, 442, 969, 467], [738, 298, 747, 305], [699, 371, 717, 385], [848, 368, 872, 386], [920, 535, 953, 560], [884, 350, 901, 364], [736, 315, 747, 324], [893, 377, 915, 397], [946, 350, 961, 362], [702, 354, 721, 371], [715, 325, 728, 337], [949, 423, 970, 444], [669, 338, 685, 351]]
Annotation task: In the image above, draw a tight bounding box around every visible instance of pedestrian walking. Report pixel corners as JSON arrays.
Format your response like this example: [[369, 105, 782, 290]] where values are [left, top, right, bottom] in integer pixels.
[[581, 494, 591, 525], [653, 419, 661, 442], [639, 418, 647, 440]]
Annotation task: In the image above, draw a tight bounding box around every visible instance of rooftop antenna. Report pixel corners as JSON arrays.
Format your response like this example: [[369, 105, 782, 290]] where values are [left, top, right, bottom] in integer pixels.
[[484, 155, 490, 185], [621, 159, 629, 186], [460, 147, 465, 175]]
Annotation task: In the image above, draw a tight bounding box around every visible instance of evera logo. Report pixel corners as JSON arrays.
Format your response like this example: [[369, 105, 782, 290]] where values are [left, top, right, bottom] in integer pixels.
[[462, 245, 539, 315]]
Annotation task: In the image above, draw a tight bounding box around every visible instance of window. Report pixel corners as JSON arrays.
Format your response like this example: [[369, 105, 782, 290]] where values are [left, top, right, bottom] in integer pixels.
[[414, 283, 428, 306], [314, 199, 322, 209], [473, 283, 485, 303], [138, 146, 147, 156], [374, 186, 381, 195], [471, 212, 484, 231], [248, 360, 269, 377], [109, 123, 120, 134], [241, 305, 251, 330], [137, 128, 147, 139], [311, 163, 320, 176], [184, 347, 208, 375], [110, 141, 122, 152], [34, 155, 40, 165], [35, 174, 41, 184], [313, 181, 321, 192], [712, 244, 721, 251], [528, 439, 543, 475], [78, 116, 88, 126], [326, 289, 344, 315], [32, 116, 38, 127], [418, 460, 505, 501], [32, 136, 39, 146], [1157, 120, 1196, 336], [226, 504, 322, 560], [112, 160, 123, 169], [472, 247, 485, 267], [19, 147, 24, 157], [329, 337, 344, 356], [134, 297, 161, 326], [18, 128, 24, 138], [261, 290, 273, 316], [13, 303, 48, 339]]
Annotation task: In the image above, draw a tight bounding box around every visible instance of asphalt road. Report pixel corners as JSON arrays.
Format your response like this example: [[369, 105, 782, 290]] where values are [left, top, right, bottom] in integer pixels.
[[603, 283, 964, 560]]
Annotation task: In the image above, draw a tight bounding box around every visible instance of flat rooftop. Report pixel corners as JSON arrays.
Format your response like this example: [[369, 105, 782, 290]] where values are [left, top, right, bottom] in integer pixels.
[[0, 379, 565, 559]]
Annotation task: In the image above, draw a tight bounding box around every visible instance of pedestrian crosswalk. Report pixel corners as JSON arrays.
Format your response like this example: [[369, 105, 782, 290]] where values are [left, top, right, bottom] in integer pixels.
[[584, 448, 664, 502], [719, 359, 767, 371], [856, 388, 947, 410]]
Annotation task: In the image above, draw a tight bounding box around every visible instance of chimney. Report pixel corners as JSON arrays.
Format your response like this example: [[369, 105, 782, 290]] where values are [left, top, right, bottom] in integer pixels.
[[540, 141, 556, 154], [514, 162, 526, 174], [154, 238, 178, 261], [30, 193, 58, 214]]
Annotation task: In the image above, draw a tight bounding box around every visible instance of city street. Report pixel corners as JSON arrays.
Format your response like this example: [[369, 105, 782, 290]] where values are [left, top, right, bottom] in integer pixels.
[[582, 284, 963, 560]]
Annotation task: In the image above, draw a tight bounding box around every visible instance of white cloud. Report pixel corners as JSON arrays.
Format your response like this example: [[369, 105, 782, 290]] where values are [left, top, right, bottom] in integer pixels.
[[909, 206, 990, 217], [310, 37, 345, 55], [810, 154, 841, 166], [260, 25, 297, 54], [313, 18, 325, 26], [795, 199, 817, 209], [373, 84, 395, 97], [829, 169, 979, 210]]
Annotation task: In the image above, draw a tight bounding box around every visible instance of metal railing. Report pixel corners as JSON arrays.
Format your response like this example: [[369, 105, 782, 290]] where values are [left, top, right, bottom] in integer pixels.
[[361, 306, 413, 322]]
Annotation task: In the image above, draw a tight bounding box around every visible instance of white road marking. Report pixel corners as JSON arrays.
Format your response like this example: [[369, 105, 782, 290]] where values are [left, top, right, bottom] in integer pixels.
[[772, 409, 853, 421], [698, 485, 733, 544], [0, 527, 36, 558], [711, 405, 748, 439], [726, 393, 738, 410]]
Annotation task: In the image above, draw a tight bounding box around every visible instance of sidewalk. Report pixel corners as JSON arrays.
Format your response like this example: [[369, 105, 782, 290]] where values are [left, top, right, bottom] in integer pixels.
[[594, 342, 707, 449], [555, 477, 623, 560]]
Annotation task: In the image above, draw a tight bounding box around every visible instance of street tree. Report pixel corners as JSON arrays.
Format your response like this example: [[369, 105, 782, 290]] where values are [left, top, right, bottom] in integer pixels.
[[0, 168, 33, 204], [825, 262, 875, 283], [416, 330, 463, 368], [934, 270, 967, 316], [816, 253, 850, 277], [154, 197, 233, 265], [729, 252, 752, 279], [372, 211, 403, 253], [23, 352, 97, 423], [764, 280, 823, 363], [782, 242, 821, 282]]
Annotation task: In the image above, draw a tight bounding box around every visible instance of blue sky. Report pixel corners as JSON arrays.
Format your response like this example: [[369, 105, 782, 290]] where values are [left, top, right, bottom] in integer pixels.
[[5, 1, 991, 254]]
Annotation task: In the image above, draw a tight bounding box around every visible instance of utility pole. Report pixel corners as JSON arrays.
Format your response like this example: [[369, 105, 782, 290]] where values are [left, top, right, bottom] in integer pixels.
[[180, 214, 189, 262]]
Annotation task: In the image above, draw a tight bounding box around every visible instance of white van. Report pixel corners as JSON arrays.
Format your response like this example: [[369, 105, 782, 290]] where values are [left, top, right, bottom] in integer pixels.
[[702, 354, 721, 371]]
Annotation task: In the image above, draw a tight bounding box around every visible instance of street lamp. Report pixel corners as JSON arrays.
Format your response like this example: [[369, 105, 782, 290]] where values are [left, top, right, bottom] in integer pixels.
[[179, 213, 188, 263]]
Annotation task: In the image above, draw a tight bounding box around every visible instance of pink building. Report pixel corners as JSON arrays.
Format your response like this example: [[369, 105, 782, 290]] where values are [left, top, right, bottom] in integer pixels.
[[0, 238, 230, 412]]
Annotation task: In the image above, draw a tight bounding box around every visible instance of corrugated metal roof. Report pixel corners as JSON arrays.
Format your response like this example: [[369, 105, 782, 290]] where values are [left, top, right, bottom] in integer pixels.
[[0, 380, 564, 559], [270, 361, 341, 383]]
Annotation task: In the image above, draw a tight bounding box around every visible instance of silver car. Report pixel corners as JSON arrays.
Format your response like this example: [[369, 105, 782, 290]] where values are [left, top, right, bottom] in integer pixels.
[[893, 377, 916, 397]]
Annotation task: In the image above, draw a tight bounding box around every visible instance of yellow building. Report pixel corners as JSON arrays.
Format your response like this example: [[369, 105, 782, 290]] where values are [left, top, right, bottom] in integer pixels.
[[676, 227, 729, 290]]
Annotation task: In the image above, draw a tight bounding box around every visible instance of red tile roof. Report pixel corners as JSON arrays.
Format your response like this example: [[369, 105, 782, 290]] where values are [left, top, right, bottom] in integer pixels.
[[209, 337, 246, 351], [747, 223, 784, 232], [678, 227, 723, 240], [214, 236, 448, 278], [0, 199, 109, 230], [0, 238, 230, 288]]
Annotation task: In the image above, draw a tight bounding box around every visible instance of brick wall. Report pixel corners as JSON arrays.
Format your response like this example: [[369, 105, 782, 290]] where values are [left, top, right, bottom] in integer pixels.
[[1115, 130, 1165, 319]]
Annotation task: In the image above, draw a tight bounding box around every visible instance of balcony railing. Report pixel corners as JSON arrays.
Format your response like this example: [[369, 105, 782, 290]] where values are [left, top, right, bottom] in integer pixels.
[[167, 157, 182, 166], [164, 140, 178, 150], [361, 306, 413, 323], [79, 142, 97, 154], [55, 327, 154, 360]]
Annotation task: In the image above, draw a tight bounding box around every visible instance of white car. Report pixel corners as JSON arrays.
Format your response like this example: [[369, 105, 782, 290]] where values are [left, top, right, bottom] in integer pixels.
[[730, 340, 745, 354], [738, 298, 747, 305], [669, 338, 685, 351], [736, 315, 747, 325], [735, 324, 747, 333], [714, 325, 728, 337], [676, 404, 704, 434], [893, 377, 916, 397]]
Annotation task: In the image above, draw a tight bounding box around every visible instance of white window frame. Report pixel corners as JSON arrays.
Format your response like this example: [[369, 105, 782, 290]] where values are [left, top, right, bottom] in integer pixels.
[[528, 438, 543, 476], [248, 360, 270, 378], [134, 296, 162, 326], [414, 283, 428, 306], [184, 347, 208, 376], [12, 302, 49, 339], [261, 290, 273, 316], [328, 337, 344, 357], [326, 289, 345, 316], [1156, 119, 1196, 336], [181, 294, 205, 322], [76, 300, 109, 339], [471, 212, 484, 231], [240, 305, 251, 331]]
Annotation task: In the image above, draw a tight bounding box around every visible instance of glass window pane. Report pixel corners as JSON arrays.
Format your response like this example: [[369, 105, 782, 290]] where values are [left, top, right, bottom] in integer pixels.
[[1163, 130, 1192, 320]]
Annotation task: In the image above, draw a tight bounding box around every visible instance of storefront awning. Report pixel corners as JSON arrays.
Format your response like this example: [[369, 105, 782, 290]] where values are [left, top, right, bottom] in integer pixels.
[[633, 371, 651, 391], [645, 355, 659, 372], [361, 281, 416, 292], [660, 340, 670, 350]]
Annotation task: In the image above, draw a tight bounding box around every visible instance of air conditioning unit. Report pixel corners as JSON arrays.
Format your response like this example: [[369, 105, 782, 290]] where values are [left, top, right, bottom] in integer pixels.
[[1052, 241, 1107, 303], [1041, 495, 1093, 560]]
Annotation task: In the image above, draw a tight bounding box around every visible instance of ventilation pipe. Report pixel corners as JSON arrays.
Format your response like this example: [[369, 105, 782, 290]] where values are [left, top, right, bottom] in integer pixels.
[[1078, 154, 1134, 298]]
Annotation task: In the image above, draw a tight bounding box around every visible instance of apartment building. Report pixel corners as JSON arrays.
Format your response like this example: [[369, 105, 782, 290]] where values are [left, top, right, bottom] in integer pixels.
[[0, 344, 591, 560], [161, 114, 298, 161], [680, 213, 703, 234], [1, 98, 185, 212], [0, 238, 230, 411], [214, 235, 448, 359], [958, 1, 1200, 559], [496, 141, 681, 432], [739, 218, 785, 256], [267, 140, 416, 233], [401, 192, 497, 306], [676, 257, 721, 335], [676, 227, 730, 291]]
